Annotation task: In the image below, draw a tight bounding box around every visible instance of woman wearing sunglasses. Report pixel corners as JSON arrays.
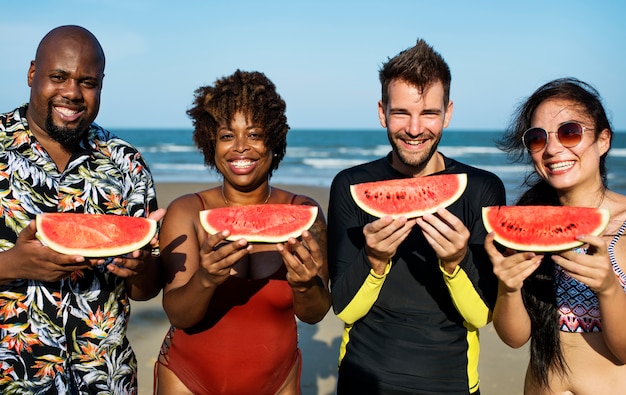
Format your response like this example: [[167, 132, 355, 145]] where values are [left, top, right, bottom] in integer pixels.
[[485, 77, 626, 394]]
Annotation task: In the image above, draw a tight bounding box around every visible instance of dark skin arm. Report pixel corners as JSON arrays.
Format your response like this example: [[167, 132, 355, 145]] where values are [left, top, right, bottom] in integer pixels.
[[277, 204, 332, 324], [161, 194, 253, 329], [119, 208, 166, 301], [0, 209, 165, 301], [162, 192, 331, 328], [0, 220, 91, 284]]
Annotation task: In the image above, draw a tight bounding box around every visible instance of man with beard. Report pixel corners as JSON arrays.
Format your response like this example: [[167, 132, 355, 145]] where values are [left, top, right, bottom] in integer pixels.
[[327, 39, 506, 394], [0, 25, 164, 394]]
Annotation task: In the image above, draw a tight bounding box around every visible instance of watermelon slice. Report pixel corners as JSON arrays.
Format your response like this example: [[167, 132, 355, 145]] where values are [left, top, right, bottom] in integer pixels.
[[199, 204, 318, 243], [36, 213, 157, 257], [350, 173, 467, 218], [482, 205, 610, 252]]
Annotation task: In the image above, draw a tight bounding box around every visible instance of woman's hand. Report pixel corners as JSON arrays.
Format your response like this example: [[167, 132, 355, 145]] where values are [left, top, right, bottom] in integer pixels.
[[554, 234, 618, 295], [278, 230, 324, 292], [485, 232, 543, 293], [198, 230, 251, 287]]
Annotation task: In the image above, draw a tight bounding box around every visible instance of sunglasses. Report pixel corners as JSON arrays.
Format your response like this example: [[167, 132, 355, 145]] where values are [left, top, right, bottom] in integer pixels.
[[521, 122, 589, 153]]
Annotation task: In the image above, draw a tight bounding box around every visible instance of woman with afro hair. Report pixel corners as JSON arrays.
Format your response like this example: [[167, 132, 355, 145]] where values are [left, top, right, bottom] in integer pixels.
[[155, 70, 331, 394]]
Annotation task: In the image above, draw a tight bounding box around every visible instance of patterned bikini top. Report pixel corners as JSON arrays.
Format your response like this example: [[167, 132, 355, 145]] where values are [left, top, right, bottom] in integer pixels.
[[555, 220, 626, 333]]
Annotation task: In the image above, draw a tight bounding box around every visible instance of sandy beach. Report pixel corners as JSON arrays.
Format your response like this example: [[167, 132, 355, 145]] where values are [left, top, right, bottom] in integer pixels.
[[127, 182, 529, 395]]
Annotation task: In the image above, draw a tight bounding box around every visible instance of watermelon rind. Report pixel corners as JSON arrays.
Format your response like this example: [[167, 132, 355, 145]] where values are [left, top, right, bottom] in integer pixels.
[[482, 205, 610, 252], [350, 173, 468, 218], [199, 204, 318, 243], [36, 213, 157, 257]]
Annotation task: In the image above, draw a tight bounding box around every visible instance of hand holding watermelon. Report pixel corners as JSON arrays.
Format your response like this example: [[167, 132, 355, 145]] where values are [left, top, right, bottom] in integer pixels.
[[482, 206, 610, 252], [551, 233, 617, 295], [198, 230, 252, 286], [278, 230, 323, 288], [106, 208, 165, 279], [484, 232, 543, 293], [277, 228, 333, 324], [416, 207, 470, 273], [363, 215, 417, 274], [36, 213, 158, 257], [32, 211, 165, 298], [4, 220, 92, 283]]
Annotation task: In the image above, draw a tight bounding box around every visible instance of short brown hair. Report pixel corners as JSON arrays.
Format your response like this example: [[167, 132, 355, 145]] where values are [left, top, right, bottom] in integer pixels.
[[379, 39, 451, 107]]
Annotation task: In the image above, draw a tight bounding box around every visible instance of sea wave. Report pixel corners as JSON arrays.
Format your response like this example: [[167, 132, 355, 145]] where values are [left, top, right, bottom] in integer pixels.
[[609, 148, 626, 157], [151, 163, 208, 171], [337, 145, 391, 157], [119, 128, 626, 199], [439, 146, 504, 156], [137, 144, 199, 153], [302, 158, 372, 169], [287, 145, 390, 158], [480, 165, 529, 174]]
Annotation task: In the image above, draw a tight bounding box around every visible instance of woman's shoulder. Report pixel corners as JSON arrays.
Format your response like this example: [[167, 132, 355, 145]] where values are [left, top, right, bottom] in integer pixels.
[[167, 189, 220, 212], [168, 192, 202, 207], [272, 187, 320, 207], [604, 190, 626, 232], [606, 191, 626, 215]]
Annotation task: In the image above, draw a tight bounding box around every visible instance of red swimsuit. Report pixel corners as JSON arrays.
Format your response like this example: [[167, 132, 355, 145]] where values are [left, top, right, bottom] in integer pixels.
[[157, 195, 301, 394]]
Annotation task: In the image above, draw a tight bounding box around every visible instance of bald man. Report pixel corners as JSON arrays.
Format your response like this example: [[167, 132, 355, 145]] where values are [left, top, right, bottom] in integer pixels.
[[0, 25, 164, 393]]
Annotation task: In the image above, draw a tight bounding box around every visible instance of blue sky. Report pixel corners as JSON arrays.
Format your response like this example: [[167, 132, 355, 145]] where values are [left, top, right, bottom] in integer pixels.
[[2, 1, 625, 131]]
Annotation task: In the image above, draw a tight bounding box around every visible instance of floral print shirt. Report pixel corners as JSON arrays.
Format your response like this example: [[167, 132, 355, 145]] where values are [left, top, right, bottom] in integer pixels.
[[0, 105, 158, 394]]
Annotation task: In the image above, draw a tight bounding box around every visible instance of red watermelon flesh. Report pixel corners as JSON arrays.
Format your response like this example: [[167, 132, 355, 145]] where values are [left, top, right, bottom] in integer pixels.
[[350, 173, 467, 218], [482, 205, 610, 252], [199, 204, 318, 243], [36, 213, 157, 257]]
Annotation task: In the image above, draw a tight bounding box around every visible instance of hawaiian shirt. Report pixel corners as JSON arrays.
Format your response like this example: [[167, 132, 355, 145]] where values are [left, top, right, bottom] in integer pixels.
[[0, 105, 158, 394]]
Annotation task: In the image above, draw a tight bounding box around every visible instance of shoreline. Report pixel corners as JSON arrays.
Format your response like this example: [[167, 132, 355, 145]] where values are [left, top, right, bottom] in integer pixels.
[[128, 182, 528, 395]]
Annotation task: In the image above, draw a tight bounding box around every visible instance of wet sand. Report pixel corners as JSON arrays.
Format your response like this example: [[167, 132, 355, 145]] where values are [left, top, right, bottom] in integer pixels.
[[127, 182, 528, 395]]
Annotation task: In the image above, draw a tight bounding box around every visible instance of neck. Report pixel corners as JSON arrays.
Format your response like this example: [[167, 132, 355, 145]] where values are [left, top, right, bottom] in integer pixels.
[[558, 185, 607, 208], [221, 184, 272, 206], [33, 136, 73, 172], [390, 151, 445, 177], [26, 116, 75, 172]]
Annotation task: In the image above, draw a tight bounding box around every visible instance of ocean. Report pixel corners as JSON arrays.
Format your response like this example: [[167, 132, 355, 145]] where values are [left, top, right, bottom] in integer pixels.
[[114, 128, 626, 205]]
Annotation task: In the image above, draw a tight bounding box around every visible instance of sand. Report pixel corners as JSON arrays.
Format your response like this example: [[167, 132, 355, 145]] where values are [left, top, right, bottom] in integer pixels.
[[127, 182, 529, 395]]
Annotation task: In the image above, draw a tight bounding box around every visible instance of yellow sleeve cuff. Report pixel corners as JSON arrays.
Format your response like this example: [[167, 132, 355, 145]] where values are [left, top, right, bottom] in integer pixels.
[[439, 260, 462, 277], [440, 259, 491, 328], [336, 259, 392, 324]]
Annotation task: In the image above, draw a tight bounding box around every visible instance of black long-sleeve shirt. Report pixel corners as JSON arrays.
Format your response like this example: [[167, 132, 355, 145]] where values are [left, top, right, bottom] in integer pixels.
[[328, 153, 506, 394]]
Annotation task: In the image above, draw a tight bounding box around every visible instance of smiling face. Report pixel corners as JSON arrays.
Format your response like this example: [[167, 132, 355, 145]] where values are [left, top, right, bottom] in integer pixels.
[[215, 111, 273, 191], [378, 79, 453, 176], [529, 98, 610, 194], [26, 26, 105, 149]]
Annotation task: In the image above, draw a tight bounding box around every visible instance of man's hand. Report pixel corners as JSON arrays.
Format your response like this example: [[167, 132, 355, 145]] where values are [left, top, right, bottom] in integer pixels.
[[363, 216, 416, 274], [0, 220, 90, 284], [416, 207, 469, 273]]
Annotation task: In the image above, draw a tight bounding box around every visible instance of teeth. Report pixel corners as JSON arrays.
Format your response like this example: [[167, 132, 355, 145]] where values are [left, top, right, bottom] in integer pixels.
[[232, 160, 253, 168], [405, 140, 424, 146], [56, 107, 78, 116], [548, 161, 574, 171]]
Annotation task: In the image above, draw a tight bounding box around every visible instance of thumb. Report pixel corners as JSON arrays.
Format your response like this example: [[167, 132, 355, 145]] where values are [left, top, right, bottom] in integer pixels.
[[20, 220, 38, 240]]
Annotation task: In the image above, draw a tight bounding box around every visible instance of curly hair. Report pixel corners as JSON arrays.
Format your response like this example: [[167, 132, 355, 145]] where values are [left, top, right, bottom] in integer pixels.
[[378, 38, 451, 108], [187, 70, 289, 177]]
